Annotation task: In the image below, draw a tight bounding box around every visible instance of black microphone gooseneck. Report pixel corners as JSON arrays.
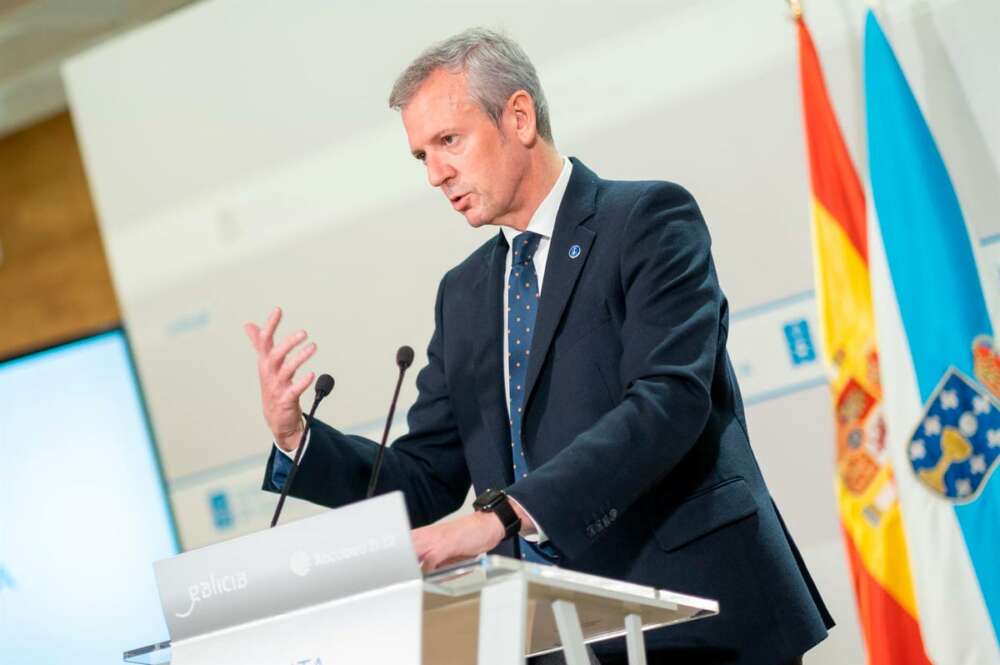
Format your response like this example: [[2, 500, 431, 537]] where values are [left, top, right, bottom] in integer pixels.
[[270, 373, 335, 528], [366, 346, 415, 498]]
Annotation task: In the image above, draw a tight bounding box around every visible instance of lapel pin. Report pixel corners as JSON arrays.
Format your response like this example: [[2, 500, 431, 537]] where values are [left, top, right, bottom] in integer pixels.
[[568, 244, 582, 259]]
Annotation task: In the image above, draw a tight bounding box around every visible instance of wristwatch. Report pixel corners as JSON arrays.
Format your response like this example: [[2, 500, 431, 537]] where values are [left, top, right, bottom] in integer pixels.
[[473, 488, 521, 540]]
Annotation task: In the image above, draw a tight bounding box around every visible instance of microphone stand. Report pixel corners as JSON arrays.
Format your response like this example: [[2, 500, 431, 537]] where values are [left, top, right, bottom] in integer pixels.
[[271, 375, 333, 527], [367, 347, 414, 498]]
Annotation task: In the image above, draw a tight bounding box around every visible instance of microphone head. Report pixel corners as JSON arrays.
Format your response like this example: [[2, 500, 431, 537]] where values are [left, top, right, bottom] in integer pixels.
[[315, 373, 335, 398], [396, 345, 415, 370]]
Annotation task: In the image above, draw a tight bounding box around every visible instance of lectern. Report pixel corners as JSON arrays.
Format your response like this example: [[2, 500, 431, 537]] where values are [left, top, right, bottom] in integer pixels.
[[125, 493, 717, 664]]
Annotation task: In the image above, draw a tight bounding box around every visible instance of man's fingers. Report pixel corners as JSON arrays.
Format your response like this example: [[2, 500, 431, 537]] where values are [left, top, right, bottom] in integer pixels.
[[411, 530, 435, 572], [288, 371, 316, 399], [260, 307, 282, 352], [411, 529, 430, 555], [279, 343, 317, 381], [244, 323, 261, 350], [421, 551, 464, 573], [419, 551, 441, 573], [411, 526, 463, 573], [269, 330, 308, 368], [437, 554, 467, 570]]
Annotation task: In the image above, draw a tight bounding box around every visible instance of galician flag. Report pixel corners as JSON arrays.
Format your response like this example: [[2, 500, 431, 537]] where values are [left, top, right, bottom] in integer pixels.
[[865, 9, 1000, 664], [794, 12, 928, 664]]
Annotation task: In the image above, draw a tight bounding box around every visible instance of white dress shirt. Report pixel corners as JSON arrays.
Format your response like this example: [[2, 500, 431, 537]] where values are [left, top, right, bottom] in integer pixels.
[[277, 157, 574, 543]]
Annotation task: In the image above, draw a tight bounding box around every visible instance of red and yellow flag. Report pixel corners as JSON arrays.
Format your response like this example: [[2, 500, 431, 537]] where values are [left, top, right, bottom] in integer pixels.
[[795, 14, 930, 664]]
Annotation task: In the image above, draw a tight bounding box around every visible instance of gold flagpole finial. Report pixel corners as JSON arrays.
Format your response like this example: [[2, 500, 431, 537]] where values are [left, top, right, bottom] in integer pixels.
[[788, 0, 803, 20]]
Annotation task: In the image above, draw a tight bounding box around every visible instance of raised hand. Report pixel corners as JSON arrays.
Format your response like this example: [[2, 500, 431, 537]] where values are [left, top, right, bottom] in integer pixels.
[[244, 307, 318, 451]]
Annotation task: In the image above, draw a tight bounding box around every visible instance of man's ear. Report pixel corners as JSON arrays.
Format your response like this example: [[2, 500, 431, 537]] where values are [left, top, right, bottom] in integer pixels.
[[507, 90, 538, 147]]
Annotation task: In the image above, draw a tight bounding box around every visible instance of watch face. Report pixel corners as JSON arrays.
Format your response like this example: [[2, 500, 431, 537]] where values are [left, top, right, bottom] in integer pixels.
[[474, 488, 503, 511]]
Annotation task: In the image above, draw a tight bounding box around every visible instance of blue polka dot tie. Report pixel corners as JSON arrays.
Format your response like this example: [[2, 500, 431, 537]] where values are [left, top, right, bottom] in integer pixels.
[[507, 232, 553, 564]]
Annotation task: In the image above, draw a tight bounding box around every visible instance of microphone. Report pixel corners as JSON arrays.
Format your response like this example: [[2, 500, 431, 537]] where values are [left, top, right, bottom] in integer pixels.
[[270, 373, 335, 528], [366, 346, 415, 498]]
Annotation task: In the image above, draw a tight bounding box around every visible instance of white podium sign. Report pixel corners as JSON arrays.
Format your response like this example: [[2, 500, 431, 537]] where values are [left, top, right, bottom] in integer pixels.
[[154, 492, 421, 664]]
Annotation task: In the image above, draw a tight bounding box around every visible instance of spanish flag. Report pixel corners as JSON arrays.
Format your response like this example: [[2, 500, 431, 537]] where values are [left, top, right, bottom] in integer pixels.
[[794, 14, 929, 664]]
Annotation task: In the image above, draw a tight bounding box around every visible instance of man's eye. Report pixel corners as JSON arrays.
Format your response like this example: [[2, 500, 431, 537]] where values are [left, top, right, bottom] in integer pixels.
[[415, 152, 426, 162], [443, 135, 456, 145]]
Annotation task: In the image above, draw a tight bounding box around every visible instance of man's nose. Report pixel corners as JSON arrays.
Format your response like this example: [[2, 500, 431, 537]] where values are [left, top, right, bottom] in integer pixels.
[[425, 154, 454, 188]]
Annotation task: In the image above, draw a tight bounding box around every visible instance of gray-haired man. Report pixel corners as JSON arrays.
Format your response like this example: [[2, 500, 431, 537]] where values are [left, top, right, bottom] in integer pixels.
[[249, 28, 831, 665]]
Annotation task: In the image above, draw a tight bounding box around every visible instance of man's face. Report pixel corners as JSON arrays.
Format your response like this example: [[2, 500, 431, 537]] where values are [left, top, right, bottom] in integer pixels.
[[402, 69, 525, 228]]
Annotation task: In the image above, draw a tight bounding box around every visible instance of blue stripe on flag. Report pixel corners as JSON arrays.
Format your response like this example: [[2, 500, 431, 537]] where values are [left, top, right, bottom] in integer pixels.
[[865, 16, 992, 396], [865, 9, 1000, 642]]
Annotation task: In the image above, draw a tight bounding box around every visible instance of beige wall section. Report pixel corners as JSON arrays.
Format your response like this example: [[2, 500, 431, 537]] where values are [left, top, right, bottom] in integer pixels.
[[0, 112, 119, 357]]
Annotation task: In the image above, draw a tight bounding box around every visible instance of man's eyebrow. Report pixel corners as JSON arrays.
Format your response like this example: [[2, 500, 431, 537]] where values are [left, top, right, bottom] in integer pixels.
[[410, 128, 460, 160]]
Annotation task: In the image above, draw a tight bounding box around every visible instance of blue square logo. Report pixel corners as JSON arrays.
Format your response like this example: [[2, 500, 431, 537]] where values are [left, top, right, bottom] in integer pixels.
[[783, 319, 817, 366], [208, 491, 234, 530]]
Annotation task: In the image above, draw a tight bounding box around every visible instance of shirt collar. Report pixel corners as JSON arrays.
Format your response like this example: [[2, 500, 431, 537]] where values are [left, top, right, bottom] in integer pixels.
[[500, 157, 573, 246]]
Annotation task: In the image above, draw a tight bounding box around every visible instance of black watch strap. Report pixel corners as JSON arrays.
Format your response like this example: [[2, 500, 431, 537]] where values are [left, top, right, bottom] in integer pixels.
[[473, 488, 521, 540]]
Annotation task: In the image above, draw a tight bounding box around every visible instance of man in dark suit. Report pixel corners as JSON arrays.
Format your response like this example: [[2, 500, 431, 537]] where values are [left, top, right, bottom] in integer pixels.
[[246, 28, 832, 664]]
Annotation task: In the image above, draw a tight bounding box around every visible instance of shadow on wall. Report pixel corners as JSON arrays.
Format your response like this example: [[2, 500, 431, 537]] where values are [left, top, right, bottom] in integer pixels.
[[912, 4, 1000, 241]]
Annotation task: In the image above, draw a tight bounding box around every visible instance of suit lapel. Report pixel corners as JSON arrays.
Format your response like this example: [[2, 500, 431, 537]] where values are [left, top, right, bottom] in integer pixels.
[[473, 232, 515, 486], [523, 159, 598, 409]]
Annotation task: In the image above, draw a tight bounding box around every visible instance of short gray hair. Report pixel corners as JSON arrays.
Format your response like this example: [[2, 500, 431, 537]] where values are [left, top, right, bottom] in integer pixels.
[[389, 28, 553, 143]]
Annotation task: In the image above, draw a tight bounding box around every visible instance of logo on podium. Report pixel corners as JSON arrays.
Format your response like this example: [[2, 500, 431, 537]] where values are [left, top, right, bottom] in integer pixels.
[[176, 570, 249, 618], [290, 551, 312, 577]]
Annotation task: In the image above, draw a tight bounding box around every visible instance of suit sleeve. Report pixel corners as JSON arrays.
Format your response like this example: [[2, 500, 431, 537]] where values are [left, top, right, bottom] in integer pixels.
[[506, 182, 722, 559], [261, 274, 472, 527]]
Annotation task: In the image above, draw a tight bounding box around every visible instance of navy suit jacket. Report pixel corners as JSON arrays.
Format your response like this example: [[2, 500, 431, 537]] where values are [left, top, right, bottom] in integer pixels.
[[263, 158, 833, 663]]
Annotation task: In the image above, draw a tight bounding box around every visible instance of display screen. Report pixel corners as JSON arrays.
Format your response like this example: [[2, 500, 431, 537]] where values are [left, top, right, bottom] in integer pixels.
[[0, 329, 178, 663]]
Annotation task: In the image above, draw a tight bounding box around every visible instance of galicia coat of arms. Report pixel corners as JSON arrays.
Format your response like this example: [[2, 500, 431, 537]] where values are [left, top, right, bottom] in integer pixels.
[[908, 336, 1000, 502]]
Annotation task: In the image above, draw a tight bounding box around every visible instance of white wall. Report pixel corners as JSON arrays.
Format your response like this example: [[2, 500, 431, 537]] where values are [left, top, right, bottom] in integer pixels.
[[62, 1, 1000, 662]]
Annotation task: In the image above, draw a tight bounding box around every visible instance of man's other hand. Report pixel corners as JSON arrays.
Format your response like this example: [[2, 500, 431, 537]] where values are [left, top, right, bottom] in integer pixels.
[[244, 307, 318, 452], [411, 511, 505, 573]]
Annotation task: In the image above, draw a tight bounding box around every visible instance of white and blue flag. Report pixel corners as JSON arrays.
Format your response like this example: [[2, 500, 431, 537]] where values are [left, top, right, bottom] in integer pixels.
[[864, 9, 1000, 664]]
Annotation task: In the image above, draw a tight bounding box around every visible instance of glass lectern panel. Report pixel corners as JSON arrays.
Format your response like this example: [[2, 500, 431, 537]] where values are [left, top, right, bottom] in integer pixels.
[[421, 555, 716, 662], [123, 641, 172, 665]]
